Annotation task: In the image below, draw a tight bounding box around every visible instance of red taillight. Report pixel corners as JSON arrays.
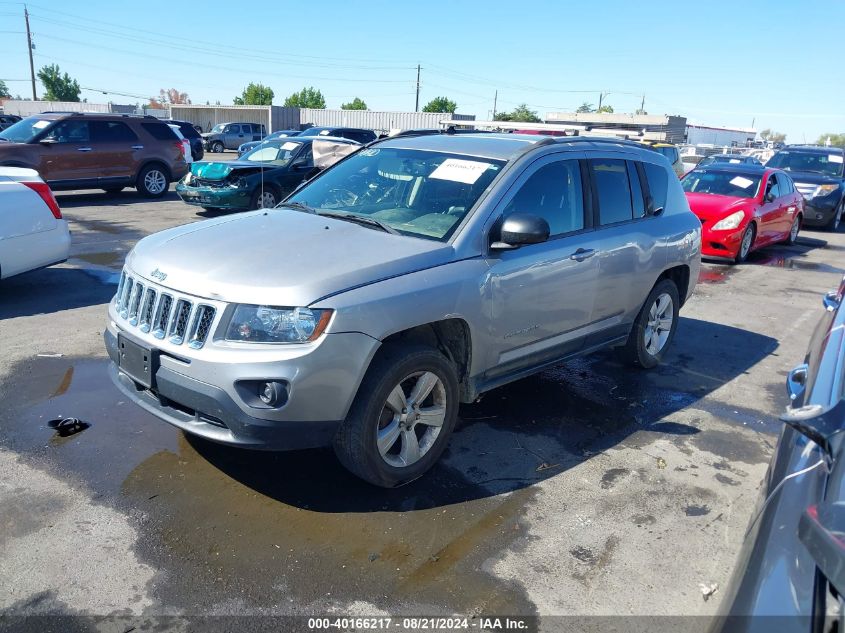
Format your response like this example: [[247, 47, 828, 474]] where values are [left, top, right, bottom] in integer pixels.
[[175, 141, 186, 156], [22, 181, 62, 219]]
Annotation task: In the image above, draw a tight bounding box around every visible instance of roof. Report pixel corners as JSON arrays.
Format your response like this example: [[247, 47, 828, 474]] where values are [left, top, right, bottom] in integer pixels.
[[374, 132, 649, 161], [781, 145, 844, 154]]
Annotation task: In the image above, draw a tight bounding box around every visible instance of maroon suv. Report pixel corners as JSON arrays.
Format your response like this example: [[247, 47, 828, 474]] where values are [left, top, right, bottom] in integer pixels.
[[0, 112, 188, 197]]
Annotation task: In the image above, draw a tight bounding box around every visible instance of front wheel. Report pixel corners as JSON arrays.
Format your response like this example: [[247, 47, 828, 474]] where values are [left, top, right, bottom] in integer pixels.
[[136, 165, 169, 198], [618, 279, 680, 369], [734, 223, 755, 263], [212, 141, 224, 153], [827, 202, 843, 231], [333, 343, 459, 487], [250, 186, 280, 210]]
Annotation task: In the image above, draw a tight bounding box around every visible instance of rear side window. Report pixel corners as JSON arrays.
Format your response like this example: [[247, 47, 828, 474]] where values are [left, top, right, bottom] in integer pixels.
[[643, 162, 669, 213], [93, 121, 138, 142], [141, 122, 177, 141], [591, 159, 634, 225], [628, 161, 646, 218], [177, 123, 200, 139], [504, 159, 585, 236]]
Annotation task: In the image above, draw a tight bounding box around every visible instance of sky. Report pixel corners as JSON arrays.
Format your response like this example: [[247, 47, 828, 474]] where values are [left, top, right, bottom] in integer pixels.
[[1, 0, 844, 143]]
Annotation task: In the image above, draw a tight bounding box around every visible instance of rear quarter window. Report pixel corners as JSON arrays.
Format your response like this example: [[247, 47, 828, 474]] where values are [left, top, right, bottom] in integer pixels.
[[141, 122, 178, 141], [643, 162, 669, 212]]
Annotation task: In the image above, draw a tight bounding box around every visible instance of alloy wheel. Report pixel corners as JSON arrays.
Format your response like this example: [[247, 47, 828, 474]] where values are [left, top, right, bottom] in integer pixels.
[[644, 293, 674, 356], [258, 191, 276, 208], [375, 371, 447, 468], [739, 226, 753, 259], [790, 217, 800, 242], [144, 170, 166, 195]]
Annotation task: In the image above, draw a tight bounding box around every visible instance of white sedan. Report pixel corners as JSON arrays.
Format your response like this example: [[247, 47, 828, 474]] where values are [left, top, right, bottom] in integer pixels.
[[0, 167, 71, 279]]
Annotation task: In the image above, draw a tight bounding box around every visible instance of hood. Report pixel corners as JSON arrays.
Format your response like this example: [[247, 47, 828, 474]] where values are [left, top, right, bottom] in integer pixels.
[[190, 161, 279, 180], [126, 210, 454, 306], [781, 170, 842, 186], [685, 193, 754, 221]]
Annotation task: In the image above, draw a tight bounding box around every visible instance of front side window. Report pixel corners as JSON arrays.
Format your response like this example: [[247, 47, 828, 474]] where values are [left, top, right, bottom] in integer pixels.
[[227, 125, 240, 134], [504, 159, 584, 236], [0, 116, 54, 143], [43, 120, 90, 143], [591, 159, 635, 225], [765, 175, 780, 200], [286, 147, 505, 241], [681, 170, 762, 198]]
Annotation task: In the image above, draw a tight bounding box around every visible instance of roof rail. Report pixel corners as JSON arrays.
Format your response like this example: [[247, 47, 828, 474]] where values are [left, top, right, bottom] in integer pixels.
[[439, 119, 669, 142], [39, 111, 161, 119]]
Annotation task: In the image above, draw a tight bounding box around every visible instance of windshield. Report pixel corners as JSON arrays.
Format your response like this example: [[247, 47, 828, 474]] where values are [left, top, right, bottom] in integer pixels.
[[286, 147, 505, 241], [241, 140, 303, 165], [681, 170, 762, 198], [767, 151, 844, 178], [210, 124, 226, 134], [0, 116, 54, 143]]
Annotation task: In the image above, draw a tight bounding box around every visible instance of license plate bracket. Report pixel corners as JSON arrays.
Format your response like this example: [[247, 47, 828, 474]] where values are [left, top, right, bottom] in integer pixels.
[[117, 334, 158, 389]]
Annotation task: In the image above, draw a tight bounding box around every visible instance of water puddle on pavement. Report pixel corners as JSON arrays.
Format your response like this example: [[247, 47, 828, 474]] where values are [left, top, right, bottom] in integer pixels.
[[74, 251, 122, 267], [748, 252, 845, 274], [698, 265, 736, 284]]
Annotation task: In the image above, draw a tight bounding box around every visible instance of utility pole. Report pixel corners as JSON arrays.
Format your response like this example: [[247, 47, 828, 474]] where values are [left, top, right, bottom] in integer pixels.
[[414, 64, 421, 112], [25, 5, 37, 100], [492, 90, 497, 119], [640, 94, 645, 113], [597, 92, 603, 111]]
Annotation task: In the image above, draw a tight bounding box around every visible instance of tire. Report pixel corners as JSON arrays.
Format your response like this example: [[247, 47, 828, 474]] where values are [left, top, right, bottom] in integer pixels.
[[102, 187, 124, 194], [618, 279, 680, 369], [783, 213, 801, 245], [333, 343, 459, 488], [826, 202, 843, 231], [212, 141, 224, 153], [250, 185, 280, 210], [136, 164, 169, 198], [734, 223, 755, 264]]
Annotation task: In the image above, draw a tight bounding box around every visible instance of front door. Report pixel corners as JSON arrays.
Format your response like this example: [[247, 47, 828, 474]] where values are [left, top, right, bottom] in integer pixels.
[[37, 119, 99, 184], [758, 172, 784, 245], [484, 154, 600, 377]]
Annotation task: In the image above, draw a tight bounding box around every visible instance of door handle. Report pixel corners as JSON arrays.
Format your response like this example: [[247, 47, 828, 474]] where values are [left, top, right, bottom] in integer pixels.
[[77, 147, 92, 152], [131, 145, 144, 150], [786, 363, 808, 403], [569, 248, 596, 262]]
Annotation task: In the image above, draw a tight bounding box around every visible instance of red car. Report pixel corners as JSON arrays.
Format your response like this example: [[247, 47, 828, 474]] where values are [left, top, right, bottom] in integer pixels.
[[681, 165, 804, 263]]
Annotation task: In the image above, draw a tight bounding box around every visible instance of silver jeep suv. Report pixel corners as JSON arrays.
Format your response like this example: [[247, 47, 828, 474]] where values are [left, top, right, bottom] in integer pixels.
[[105, 133, 701, 487]]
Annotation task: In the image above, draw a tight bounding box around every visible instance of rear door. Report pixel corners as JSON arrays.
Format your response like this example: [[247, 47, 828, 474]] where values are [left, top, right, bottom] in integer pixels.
[[485, 154, 602, 376], [91, 120, 138, 182], [586, 156, 659, 339]]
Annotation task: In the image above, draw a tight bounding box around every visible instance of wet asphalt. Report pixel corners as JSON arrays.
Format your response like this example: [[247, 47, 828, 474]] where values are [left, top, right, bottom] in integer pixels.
[[1, 179, 843, 630]]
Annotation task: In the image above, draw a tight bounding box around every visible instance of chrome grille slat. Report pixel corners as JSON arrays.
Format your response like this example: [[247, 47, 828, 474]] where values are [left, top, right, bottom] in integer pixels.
[[153, 294, 174, 339], [114, 270, 217, 348], [168, 299, 193, 345]]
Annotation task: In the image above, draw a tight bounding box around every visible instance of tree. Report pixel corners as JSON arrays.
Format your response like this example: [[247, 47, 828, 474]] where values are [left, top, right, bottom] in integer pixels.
[[234, 82, 274, 106], [37, 64, 81, 101], [0, 80, 10, 99], [494, 103, 541, 123], [597, 104, 614, 113], [422, 96, 457, 113], [576, 102, 594, 113], [283, 86, 326, 109], [817, 133, 845, 147], [760, 128, 787, 144], [341, 97, 367, 110], [160, 88, 190, 105]]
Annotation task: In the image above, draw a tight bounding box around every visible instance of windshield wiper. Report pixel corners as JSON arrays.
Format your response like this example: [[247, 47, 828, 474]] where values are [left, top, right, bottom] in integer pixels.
[[319, 211, 399, 235], [276, 201, 316, 214]]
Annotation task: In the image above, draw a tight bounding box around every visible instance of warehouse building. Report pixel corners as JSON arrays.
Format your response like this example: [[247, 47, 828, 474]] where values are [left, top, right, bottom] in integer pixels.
[[545, 112, 688, 144], [684, 123, 757, 147]]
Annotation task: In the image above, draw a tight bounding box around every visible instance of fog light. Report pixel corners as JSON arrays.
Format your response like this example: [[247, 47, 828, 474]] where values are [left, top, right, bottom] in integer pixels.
[[817, 213, 824, 220], [260, 382, 279, 405]]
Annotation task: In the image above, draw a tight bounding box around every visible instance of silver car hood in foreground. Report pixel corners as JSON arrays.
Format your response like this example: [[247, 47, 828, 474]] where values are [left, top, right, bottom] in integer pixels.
[[126, 210, 456, 306]]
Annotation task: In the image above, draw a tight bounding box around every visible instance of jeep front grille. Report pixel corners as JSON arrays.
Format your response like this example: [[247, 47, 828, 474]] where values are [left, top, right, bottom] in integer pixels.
[[114, 271, 217, 348]]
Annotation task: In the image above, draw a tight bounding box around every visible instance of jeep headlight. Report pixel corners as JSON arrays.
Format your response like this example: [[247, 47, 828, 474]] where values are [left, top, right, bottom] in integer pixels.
[[226, 305, 332, 343], [711, 210, 746, 231]]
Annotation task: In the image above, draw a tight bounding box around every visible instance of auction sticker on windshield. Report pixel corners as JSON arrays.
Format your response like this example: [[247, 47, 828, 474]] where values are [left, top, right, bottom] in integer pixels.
[[430, 159, 492, 184], [281, 142, 299, 151], [730, 176, 755, 189], [829, 154, 843, 164]]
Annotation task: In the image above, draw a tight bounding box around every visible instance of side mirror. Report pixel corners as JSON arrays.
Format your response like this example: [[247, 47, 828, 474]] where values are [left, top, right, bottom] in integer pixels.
[[798, 502, 845, 597], [491, 213, 550, 251], [780, 399, 845, 458]]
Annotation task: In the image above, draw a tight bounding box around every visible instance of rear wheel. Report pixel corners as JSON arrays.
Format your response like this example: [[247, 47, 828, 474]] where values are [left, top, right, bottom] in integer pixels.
[[333, 343, 459, 487], [618, 279, 680, 369], [136, 165, 169, 198], [784, 214, 801, 245], [734, 223, 755, 263]]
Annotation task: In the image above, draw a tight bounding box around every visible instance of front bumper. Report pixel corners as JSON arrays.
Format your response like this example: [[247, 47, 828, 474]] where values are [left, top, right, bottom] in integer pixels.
[[175, 181, 252, 209], [800, 197, 840, 227], [699, 221, 745, 259], [105, 318, 380, 450]]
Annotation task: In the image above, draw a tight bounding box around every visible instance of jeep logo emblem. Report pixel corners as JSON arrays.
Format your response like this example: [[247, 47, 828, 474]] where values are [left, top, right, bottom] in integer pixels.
[[151, 268, 168, 282]]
